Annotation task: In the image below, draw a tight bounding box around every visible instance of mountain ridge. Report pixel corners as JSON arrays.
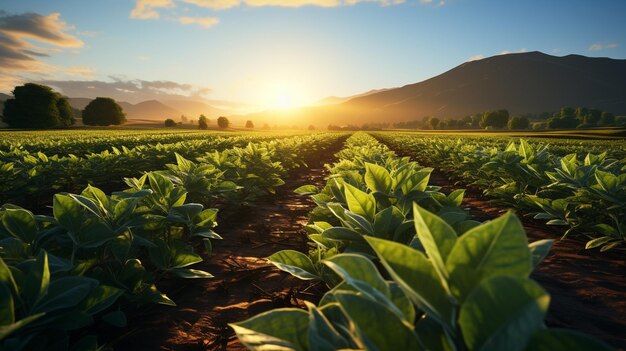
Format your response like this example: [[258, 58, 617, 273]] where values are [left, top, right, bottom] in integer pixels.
[[240, 51, 626, 127]]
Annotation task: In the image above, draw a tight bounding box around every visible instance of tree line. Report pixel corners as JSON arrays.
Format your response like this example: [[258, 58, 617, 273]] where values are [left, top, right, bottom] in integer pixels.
[[1, 83, 238, 130], [412, 107, 624, 131], [2, 83, 126, 128]]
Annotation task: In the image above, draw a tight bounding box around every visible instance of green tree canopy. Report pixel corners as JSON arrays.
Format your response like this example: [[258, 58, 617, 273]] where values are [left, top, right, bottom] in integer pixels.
[[198, 114, 208, 129], [164, 118, 177, 127], [217, 116, 230, 128], [508, 116, 530, 130], [2, 83, 74, 129], [480, 109, 509, 129], [82, 97, 126, 126]]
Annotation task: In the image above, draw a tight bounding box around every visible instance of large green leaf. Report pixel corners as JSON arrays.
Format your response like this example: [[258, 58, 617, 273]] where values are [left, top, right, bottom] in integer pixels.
[[79, 285, 124, 315], [2, 208, 38, 243], [446, 212, 532, 300], [22, 251, 50, 311], [0, 283, 14, 325], [373, 206, 404, 240], [364, 162, 393, 194], [76, 221, 118, 249], [324, 254, 387, 293], [230, 308, 310, 351], [0, 257, 18, 298], [0, 313, 44, 342], [268, 250, 319, 280], [53, 194, 84, 234], [81, 185, 110, 215], [306, 302, 350, 351], [32, 276, 98, 314], [364, 236, 455, 330], [343, 183, 376, 221], [458, 275, 549, 351], [334, 291, 422, 351], [413, 204, 457, 285], [528, 239, 553, 269]]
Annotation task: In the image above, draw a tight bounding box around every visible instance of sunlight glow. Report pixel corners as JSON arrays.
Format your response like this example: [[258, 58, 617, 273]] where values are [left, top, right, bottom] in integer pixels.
[[263, 81, 309, 110]]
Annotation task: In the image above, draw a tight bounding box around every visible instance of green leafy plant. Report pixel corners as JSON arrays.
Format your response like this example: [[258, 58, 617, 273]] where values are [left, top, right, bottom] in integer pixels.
[[233, 207, 610, 351]]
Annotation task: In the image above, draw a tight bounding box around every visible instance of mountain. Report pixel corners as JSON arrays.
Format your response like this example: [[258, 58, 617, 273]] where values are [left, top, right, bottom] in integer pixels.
[[119, 100, 182, 120], [67, 97, 93, 110], [241, 51, 626, 127], [65, 97, 229, 120], [163, 99, 227, 118], [315, 89, 390, 106], [342, 51, 626, 120]]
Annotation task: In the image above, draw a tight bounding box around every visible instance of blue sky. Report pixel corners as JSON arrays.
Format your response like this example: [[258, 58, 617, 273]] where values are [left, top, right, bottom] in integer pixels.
[[1, 0, 625, 110]]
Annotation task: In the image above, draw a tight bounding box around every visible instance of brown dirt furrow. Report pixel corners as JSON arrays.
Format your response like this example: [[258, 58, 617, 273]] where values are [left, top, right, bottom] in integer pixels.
[[111, 138, 344, 351]]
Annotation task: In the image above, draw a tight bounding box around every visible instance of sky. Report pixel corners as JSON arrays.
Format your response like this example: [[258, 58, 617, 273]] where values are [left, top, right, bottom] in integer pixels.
[[1, 0, 625, 112]]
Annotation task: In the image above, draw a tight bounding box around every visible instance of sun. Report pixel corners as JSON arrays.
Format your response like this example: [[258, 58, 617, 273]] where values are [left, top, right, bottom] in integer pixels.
[[263, 81, 308, 110], [275, 92, 294, 109]]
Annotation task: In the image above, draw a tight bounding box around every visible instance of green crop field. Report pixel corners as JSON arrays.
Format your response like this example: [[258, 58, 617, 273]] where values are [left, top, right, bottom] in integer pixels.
[[0, 129, 624, 350]]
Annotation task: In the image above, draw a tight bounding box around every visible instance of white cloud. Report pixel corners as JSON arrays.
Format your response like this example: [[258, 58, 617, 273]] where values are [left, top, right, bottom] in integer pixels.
[[130, 0, 430, 27], [36, 77, 211, 103], [588, 42, 618, 51], [178, 16, 220, 28], [0, 11, 92, 91], [467, 54, 484, 61], [130, 0, 174, 19]]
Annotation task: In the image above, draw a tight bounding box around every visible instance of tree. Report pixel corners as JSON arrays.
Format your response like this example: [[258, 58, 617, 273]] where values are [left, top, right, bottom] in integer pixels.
[[470, 113, 482, 128], [181, 115, 188, 123], [601, 112, 615, 126], [560, 107, 575, 118], [547, 115, 578, 129], [2, 83, 74, 129], [164, 118, 177, 127], [508, 116, 530, 130], [586, 109, 602, 124], [82, 97, 126, 126], [198, 114, 208, 130], [308, 124, 316, 130], [217, 116, 230, 129], [480, 109, 509, 129], [429, 117, 441, 130], [245, 120, 254, 128]]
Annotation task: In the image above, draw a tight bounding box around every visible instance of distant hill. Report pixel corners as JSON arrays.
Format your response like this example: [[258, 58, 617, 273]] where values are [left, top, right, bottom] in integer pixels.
[[162, 99, 227, 118], [241, 51, 626, 127], [343, 51, 626, 119], [64, 97, 226, 121], [315, 89, 390, 106], [67, 97, 93, 110], [118, 100, 182, 120]]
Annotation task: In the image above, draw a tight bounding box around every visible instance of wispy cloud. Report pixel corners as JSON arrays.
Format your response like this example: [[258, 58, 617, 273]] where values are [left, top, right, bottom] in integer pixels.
[[467, 54, 484, 61], [130, 0, 174, 19], [36, 77, 211, 103], [588, 42, 618, 51], [0, 11, 91, 91], [129, 0, 435, 28], [178, 16, 220, 28]]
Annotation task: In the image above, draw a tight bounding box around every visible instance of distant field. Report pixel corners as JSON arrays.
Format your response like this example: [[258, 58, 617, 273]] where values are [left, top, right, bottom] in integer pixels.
[[385, 127, 626, 139]]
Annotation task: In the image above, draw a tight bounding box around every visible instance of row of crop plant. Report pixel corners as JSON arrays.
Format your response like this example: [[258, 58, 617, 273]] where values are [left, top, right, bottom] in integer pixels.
[[0, 133, 296, 205], [0, 133, 344, 350], [376, 133, 626, 252], [232, 132, 611, 351]]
